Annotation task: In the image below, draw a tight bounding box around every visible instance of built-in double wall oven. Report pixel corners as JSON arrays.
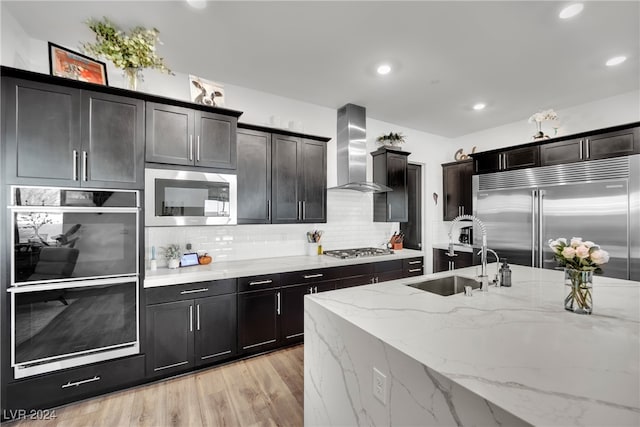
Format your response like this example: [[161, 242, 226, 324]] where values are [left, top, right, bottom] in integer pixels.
[[7, 186, 140, 379]]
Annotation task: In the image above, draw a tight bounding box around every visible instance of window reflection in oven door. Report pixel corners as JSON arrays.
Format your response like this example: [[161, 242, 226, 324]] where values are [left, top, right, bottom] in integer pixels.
[[12, 208, 138, 285], [10, 278, 139, 378]]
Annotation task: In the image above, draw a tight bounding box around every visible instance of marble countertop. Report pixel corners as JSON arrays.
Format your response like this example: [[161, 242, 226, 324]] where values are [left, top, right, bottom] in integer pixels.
[[306, 265, 640, 426], [144, 248, 424, 288]]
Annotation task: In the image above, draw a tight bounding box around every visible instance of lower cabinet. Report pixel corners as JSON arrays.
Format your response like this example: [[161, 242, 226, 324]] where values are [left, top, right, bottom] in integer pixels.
[[280, 280, 337, 344], [238, 288, 280, 354], [403, 257, 424, 276], [5, 355, 145, 413], [433, 248, 478, 273], [146, 293, 237, 377]]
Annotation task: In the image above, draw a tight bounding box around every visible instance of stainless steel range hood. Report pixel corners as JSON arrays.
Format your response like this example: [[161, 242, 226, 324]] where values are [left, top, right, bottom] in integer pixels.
[[330, 104, 391, 193]]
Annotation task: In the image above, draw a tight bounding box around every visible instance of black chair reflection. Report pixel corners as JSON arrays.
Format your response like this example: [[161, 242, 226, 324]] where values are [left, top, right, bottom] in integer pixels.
[[25, 247, 80, 306]]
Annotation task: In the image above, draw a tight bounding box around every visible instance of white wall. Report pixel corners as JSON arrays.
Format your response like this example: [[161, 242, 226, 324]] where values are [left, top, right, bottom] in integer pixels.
[[452, 90, 640, 154]]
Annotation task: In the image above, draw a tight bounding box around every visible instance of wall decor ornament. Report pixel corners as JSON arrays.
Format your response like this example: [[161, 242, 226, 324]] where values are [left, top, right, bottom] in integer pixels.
[[528, 109, 559, 140], [454, 146, 477, 161], [189, 75, 226, 107], [48, 42, 108, 85], [81, 17, 174, 90]]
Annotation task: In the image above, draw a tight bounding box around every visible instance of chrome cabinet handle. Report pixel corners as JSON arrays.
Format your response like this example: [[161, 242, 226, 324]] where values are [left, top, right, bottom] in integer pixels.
[[267, 200, 271, 222], [579, 139, 584, 159], [249, 280, 272, 286], [585, 138, 590, 158], [461, 205, 465, 215], [82, 151, 88, 181], [180, 288, 209, 295], [314, 286, 318, 293], [409, 260, 421, 265], [196, 135, 201, 161], [72, 150, 78, 181], [61, 375, 101, 388], [408, 268, 422, 273], [196, 304, 200, 331], [189, 135, 193, 161], [276, 291, 281, 315], [388, 204, 392, 220], [303, 273, 323, 279], [297, 201, 302, 220], [302, 201, 306, 220], [189, 305, 193, 332], [308, 286, 314, 294]]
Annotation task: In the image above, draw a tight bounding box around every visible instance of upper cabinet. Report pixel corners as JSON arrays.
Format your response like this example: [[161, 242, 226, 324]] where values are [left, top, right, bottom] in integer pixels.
[[474, 146, 540, 174], [442, 159, 473, 220], [473, 123, 639, 174], [145, 102, 237, 170], [372, 147, 410, 222], [237, 124, 329, 225], [541, 127, 639, 166], [2, 77, 144, 189]]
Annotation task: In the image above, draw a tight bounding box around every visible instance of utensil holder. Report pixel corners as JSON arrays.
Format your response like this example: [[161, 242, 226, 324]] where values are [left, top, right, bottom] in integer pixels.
[[307, 243, 319, 256], [392, 242, 403, 250]]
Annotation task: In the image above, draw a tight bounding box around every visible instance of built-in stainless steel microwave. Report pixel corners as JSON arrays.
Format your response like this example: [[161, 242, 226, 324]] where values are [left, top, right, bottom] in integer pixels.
[[145, 168, 237, 226]]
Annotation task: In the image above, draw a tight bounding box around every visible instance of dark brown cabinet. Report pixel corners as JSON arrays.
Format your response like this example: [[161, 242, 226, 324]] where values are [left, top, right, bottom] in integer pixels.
[[3, 78, 144, 189], [474, 146, 539, 174], [541, 127, 639, 166], [442, 160, 473, 220], [145, 280, 237, 377], [146, 102, 237, 170], [432, 248, 479, 273], [372, 147, 410, 222], [403, 257, 424, 277], [271, 134, 327, 223], [238, 288, 280, 353], [279, 280, 336, 344], [237, 128, 272, 223]]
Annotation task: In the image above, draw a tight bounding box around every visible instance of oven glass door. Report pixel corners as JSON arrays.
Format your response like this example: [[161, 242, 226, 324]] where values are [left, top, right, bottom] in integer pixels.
[[12, 279, 138, 368], [13, 209, 138, 284], [155, 178, 231, 218]]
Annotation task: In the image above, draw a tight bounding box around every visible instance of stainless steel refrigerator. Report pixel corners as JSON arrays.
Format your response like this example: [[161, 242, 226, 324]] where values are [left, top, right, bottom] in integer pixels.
[[472, 154, 640, 280]]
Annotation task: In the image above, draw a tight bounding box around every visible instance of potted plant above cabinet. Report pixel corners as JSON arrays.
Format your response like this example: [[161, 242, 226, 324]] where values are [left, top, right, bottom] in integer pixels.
[[372, 146, 410, 222], [236, 123, 330, 224]]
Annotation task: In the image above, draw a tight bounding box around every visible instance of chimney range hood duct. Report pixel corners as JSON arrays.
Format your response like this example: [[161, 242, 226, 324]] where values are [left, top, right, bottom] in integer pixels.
[[330, 103, 391, 193]]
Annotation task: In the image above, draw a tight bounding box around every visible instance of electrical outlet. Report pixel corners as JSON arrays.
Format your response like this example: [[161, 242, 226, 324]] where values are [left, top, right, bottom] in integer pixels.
[[372, 367, 387, 405]]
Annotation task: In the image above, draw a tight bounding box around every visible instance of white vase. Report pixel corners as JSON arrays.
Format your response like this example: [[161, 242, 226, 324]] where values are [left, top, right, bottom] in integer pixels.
[[167, 258, 180, 269]]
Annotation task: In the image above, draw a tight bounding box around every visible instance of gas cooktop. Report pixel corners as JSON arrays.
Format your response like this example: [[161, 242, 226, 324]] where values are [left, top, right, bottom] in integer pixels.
[[323, 247, 394, 259]]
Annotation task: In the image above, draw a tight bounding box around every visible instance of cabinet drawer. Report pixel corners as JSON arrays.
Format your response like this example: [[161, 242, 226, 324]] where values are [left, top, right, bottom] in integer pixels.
[[6, 355, 145, 412], [281, 267, 339, 286], [238, 274, 281, 292], [374, 259, 403, 273], [334, 263, 374, 279], [336, 274, 374, 289], [403, 257, 424, 276], [146, 279, 236, 305]]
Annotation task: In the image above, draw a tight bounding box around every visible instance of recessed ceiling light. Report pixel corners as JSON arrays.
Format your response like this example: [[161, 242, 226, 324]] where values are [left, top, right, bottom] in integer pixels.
[[473, 103, 486, 111], [559, 3, 584, 19], [186, 0, 207, 9], [377, 64, 391, 75], [606, 56, 627, 66]]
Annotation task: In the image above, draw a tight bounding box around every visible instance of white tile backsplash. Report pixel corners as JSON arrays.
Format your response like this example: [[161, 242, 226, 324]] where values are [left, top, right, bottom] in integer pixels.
[[146, 191, 397, 266]]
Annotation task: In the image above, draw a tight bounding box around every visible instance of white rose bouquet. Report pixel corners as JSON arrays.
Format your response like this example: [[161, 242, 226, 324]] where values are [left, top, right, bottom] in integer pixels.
[[528, 109, 559, 124], [548, 237, 610, 273]]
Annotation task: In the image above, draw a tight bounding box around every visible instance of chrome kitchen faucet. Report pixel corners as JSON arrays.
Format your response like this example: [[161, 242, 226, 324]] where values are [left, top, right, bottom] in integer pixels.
[[448, 215, 489, 291]]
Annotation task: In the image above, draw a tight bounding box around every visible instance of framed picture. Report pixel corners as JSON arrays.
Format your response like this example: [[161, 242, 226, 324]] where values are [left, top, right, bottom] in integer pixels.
[[48, 42, 108, 85], [189, 75, 225, 107]]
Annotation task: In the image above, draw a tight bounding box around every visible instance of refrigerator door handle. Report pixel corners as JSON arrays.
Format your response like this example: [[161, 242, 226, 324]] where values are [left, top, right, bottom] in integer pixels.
[[538, 189, 545, 268], [531, 189, 537, 267]]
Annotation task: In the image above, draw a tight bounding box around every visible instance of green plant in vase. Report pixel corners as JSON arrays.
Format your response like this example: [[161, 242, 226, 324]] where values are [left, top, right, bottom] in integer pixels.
[[82, 17, 174, 90], [376, 132, 406, 147], [160, 243, 182, 269]]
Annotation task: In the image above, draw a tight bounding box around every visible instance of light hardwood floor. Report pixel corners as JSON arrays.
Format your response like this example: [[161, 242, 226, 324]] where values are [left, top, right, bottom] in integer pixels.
[[7, 345, 304, 427]]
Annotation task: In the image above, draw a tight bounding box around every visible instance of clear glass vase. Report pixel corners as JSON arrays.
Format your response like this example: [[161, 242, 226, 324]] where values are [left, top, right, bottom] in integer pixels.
[[564, 268, 593, 314], [123, 68, 142, 91]]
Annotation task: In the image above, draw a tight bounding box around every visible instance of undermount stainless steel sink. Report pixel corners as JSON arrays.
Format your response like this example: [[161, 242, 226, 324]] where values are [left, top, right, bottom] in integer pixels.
[[407, 275, 480, 296]]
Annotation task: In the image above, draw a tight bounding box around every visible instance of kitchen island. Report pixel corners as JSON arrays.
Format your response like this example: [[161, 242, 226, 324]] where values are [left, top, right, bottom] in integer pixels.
[[304, 265, 640, 426]]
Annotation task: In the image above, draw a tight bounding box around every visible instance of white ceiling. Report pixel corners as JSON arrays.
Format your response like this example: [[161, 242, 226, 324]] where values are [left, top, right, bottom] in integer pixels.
[[3, 1, 639, 138]]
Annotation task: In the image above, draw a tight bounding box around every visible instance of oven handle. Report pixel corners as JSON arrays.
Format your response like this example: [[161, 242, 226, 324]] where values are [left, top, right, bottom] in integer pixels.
[[7, 276, 138, 293]]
